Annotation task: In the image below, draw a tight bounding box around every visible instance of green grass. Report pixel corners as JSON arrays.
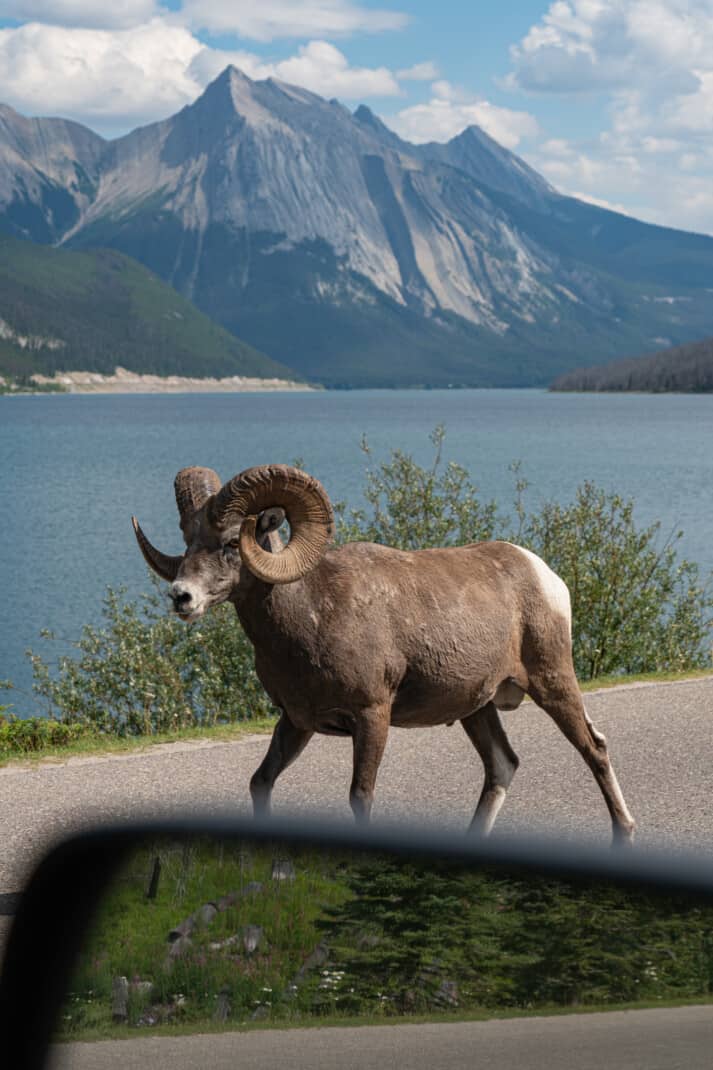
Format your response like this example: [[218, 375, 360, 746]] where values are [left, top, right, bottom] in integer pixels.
[[2, 667, 711, 769], [581, 667, 713, 691], [57, 993, 713, 1045], [0, 718, 277, 768], [56, 840, 713, 1044], [60, 841, 355, 1041]]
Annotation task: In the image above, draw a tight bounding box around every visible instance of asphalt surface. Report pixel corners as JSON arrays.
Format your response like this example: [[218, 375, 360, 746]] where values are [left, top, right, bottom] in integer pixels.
[[1, 676, 712, 953], [49, 1005, 713, 1070]]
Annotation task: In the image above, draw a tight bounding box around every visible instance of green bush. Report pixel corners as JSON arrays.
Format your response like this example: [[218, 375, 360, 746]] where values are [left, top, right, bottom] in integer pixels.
[[25, 584, 275, 736], [336, 426, 500, 549], [523, 483, 711, 678], [321, 858, 713, 1014], [0, 711, 94, 756], [7, 427, 711, 735]]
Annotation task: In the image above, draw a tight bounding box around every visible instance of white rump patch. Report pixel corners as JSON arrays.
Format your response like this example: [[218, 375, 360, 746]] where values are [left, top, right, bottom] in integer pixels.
[[509, 545, 571, 631]]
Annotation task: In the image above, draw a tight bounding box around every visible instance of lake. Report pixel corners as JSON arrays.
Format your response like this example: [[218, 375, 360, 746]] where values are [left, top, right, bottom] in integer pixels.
[[2, 389, 712, 714]]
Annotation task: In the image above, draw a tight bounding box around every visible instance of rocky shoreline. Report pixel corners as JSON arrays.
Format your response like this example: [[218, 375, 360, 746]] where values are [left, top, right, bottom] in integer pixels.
[[28, 366, 315, 394]]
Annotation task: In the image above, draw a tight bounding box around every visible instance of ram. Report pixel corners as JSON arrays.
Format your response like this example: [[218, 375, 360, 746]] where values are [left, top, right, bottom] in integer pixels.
[[133, 464, 635, 845]]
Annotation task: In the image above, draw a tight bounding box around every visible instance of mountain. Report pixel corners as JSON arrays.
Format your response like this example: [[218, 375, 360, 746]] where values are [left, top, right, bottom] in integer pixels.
[[0, 104, 104, 243], [0, 234, 293, 381], [3, 68, 713, 386], [551, 335, 713, 392]]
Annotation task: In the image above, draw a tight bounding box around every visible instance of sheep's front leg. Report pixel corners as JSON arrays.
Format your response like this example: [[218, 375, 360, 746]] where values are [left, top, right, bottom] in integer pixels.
[[350, 704, 391, 824], [250, 712, 313, 819], [461, 702, 519, 836]]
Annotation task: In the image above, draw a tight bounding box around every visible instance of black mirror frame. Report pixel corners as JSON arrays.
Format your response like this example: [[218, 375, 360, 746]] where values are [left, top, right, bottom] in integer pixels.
[[3, 815, 713, 1070]]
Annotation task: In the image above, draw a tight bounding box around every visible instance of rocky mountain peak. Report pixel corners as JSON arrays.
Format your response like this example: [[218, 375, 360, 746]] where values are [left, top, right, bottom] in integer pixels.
[[352, 103, 405, 150], [429, 122, 553, 205], [353, 104, 385, 132]]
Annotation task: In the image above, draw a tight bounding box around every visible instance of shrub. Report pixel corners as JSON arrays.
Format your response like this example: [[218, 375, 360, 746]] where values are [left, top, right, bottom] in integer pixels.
[[25, 584, 275, 735], [522, 483, 712, 679], [0, 711, 94, 757], [336, 426, 500, 549], [321, 862, 713, 1012]]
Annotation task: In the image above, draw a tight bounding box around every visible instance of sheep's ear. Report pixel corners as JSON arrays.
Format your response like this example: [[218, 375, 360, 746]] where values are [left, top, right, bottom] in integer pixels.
[[257, 507, 286, 534]]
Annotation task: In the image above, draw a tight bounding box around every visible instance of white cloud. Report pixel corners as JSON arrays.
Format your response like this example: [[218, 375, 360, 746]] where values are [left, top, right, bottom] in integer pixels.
[[256, 41, 399, 98], [0, 21, 400, 132], [639, 136, 682, 154], [181, 0, 407, 43], [0, 20, 204, 127], [509, 1, 711, 95], [199, 40, 400, 99], [526, 131, 713, 234], [0, 1, 158, 29], [508, 3, 713, 233], [396, 61, 438, 81], [386, 80, 539, 148]]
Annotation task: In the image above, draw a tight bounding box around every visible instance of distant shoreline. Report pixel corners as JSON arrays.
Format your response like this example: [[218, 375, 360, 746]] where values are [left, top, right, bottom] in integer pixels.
[[27, 367, 316, 394]]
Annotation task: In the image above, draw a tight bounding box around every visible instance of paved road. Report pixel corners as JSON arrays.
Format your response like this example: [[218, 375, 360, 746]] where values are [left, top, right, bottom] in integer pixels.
[[2, 677, 712, 892], [2, 676, 713, 958], [1, 676, 710, 954], [49, 1005, 713, 1069]]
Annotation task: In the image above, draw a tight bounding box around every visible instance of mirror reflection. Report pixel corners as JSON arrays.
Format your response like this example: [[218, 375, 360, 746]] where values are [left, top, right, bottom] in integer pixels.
[[56, 838, 713, 1042]]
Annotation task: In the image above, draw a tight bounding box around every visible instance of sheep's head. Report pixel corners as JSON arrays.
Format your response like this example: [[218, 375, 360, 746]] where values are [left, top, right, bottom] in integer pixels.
[[132, 464, 334, 621]]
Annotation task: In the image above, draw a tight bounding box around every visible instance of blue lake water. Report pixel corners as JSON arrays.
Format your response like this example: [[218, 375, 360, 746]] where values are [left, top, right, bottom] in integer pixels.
[[2, 389, 712, 714]]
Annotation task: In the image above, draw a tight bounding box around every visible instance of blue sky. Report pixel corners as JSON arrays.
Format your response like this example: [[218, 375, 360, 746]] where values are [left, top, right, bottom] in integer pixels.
[[2, 1, 713, 235]]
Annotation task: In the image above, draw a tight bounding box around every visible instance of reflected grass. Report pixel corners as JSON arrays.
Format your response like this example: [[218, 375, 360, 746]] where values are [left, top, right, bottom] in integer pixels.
[[58, 839, 713, 1042]]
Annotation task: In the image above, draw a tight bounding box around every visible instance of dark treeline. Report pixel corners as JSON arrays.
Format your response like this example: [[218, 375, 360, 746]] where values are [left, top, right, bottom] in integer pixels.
[[551, 336, 713, 393]]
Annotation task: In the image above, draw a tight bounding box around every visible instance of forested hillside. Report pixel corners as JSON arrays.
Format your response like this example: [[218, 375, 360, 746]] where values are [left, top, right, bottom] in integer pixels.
[[0, 235, 293, 381], [551, 336, 713, 392]]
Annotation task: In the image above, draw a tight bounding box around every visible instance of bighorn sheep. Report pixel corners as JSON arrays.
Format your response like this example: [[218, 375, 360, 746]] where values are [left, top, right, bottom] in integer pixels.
[[133, 464, 635, 845]]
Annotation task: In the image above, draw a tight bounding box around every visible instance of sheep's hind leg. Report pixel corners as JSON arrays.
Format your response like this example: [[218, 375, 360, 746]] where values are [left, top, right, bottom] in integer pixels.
[[250, 712, 313, 819], [461, 702, 519, 836], [528, 672, 635, 848], [350, 704, 391, 824]]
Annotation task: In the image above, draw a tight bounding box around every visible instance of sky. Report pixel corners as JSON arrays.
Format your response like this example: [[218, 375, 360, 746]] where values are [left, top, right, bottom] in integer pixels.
[[1, 1, 713, 235]]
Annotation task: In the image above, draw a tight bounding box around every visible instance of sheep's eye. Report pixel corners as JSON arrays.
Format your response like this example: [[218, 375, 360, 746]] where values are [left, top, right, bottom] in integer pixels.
[[223, 539, 241, 555]]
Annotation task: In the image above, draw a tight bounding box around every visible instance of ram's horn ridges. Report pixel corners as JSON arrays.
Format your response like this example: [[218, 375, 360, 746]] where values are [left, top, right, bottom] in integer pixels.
[[209, 465, 334, 585], [174, 467, 222, 542], [131, 517, 182, 582]]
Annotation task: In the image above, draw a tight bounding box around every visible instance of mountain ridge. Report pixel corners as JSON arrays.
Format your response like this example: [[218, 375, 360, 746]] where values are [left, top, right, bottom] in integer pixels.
[[2, 66, 713, 387]]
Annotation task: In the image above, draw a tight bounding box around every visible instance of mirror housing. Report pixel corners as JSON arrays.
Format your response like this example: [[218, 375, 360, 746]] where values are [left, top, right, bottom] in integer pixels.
[[3, 817, 713, 1070]]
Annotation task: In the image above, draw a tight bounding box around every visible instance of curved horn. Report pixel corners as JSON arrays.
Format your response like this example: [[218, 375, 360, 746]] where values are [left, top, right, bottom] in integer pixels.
[[174, 466, 222, 542], [131, 517, 182, 582], [209, 465, 334, 585]]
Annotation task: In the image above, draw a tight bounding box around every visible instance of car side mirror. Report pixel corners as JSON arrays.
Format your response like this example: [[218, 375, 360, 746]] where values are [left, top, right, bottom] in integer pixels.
[[2, 818, 713, 1070]]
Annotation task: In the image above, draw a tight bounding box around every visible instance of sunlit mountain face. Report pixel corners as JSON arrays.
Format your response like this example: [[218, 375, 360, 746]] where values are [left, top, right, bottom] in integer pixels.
[[2, 67, 713, 387]]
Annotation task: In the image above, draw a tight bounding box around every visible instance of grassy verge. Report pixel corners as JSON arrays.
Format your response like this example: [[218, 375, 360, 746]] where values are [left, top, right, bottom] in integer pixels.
[[581, 667, 713, 692], [58, 993, 713, 1044], [2, 667, 711, 769], [0, 718, 277, 768]]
